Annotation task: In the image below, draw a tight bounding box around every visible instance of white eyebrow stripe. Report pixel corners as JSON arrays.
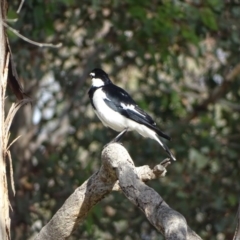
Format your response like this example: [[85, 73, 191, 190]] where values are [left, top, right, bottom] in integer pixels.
[[120, 103, 146, 117]]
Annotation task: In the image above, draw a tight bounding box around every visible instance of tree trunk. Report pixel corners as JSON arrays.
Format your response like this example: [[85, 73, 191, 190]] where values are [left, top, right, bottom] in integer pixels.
[[0, 1, 10, 239]]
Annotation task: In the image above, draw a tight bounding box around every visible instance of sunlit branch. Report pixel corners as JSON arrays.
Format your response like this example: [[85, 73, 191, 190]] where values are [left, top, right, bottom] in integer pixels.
[[17, 0, 25, 14], [3, 22, 62, 48]]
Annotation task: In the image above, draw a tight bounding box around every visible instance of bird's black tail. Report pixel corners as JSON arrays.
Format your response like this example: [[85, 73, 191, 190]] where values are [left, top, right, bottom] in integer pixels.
[[153, 134, 176, 161], [154, 127, 171, 141]]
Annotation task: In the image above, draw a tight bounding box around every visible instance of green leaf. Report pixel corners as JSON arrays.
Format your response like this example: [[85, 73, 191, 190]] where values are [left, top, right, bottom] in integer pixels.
[[207, 0, 224, 11], [181, 26, 199, 44], [200, 8, 218, 30], [7, 8, 18, 19], [129, 6, 146, 19], [228, 194, 238, 207]]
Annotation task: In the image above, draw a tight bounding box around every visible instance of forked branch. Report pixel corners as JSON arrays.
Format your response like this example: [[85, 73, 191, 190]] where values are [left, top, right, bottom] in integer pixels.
[[3, 22, 62, 48], [35, 143, 201, 240]]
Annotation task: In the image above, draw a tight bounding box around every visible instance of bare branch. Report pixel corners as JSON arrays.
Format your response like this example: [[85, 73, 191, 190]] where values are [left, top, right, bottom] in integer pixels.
[[6, 151, 15, 195], [6, 135, 21, 151], [112, 158, 170, 191], [35, 143, 201, 240], [3, 22, 62, 48], [0, 1, 11, 237], [35, 160, 117, 239], [17, 0, 25, 14], [5, 19, 18, 23], [4, 99, 31, 145], [103, 144, 201, 240]]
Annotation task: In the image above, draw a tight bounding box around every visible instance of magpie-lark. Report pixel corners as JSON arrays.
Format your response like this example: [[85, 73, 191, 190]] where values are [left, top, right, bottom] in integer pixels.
[[88, 68, 176, 161]]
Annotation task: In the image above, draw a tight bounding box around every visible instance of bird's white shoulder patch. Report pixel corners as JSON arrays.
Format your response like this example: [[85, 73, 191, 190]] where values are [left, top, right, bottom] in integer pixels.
[[92, 77, 105, 87], [93, 88, 111, 106], [120, 103, 145, 117]]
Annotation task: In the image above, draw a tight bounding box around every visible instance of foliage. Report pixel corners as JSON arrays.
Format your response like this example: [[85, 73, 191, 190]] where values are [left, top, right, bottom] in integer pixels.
[[6, 0, 240, 239]]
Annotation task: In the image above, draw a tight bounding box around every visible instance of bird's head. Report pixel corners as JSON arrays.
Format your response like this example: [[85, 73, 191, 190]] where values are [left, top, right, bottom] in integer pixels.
[[89, 68, 111, 87]]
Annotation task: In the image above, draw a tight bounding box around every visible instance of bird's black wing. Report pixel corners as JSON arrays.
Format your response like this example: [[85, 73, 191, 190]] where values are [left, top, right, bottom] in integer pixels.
[[102, 84, 171, 141]]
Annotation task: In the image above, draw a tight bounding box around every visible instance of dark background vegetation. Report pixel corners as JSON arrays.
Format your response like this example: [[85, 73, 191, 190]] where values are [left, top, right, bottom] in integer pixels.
[[6, 0, 240, 239]]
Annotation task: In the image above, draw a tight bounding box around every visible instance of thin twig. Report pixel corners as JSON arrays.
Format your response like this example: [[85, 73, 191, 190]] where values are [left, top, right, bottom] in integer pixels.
[[3, 22, 62, 48], [17, 0, 25, 14], [7, 151, 15, 195], [4, 99, 31, 138], [5, 19, 18, 22], [7, 135, 21, 151]]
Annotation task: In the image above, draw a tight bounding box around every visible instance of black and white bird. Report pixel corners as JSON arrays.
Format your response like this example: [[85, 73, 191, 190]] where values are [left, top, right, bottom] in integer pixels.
[[88, 68, 176, 161]]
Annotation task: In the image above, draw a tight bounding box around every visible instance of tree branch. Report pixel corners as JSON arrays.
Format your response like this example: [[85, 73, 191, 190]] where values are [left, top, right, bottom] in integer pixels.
[[0, 1, 11, 238], [112, 158, 171, 191], [35, 143, 201, 240], [16, 0, 25, 14], [35, 166, 116, 239], [102, 144, 201, 240], [3, 22, 62, 48]]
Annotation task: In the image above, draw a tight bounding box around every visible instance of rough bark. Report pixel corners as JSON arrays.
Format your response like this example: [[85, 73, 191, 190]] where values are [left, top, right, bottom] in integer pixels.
[[0, 0, 10, 239], [35, 143, 201, 240], [103, 144, 201, 240]]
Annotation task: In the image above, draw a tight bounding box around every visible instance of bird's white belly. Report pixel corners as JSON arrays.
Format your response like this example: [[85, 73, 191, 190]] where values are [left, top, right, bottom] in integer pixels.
[[93, 89, 129, 132], [92, 88, 157, 140]]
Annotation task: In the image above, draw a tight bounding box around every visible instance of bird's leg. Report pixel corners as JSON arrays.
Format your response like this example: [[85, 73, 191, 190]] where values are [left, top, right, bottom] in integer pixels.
[[111, 128, 129, 143], [104, 128, 128, 149]]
